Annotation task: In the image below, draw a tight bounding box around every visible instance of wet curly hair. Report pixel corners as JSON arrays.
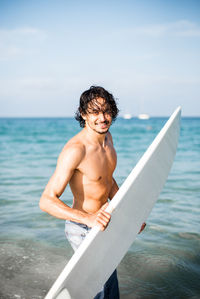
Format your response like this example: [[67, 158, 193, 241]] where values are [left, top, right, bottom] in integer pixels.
[[75, 86, 119, 127]]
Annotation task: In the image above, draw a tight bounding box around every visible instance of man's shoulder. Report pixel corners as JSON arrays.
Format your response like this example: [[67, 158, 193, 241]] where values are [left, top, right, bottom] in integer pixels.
[[59, 133, 86, 165], [64, 135, 85, 155], [106, 131, 112, 138], [106, 131, 114, 144]]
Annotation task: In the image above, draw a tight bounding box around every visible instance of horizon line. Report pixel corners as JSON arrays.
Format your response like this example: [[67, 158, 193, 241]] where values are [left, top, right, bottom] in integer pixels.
[[0, 115, 200, 119]]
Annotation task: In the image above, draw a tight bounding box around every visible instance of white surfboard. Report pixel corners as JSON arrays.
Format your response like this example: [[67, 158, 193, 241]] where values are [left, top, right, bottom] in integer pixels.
[[45, 106, 181, 299]]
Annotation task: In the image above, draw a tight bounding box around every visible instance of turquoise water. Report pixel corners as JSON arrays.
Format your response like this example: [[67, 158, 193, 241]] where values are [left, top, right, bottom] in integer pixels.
[[0, 117, 200, 298]]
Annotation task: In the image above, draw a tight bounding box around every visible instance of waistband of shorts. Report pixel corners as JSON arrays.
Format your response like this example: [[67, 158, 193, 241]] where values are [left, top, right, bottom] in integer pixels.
[[65, 220, 91, 230]]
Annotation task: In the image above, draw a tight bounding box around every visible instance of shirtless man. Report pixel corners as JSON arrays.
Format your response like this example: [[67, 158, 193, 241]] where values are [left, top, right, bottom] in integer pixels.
[[40, 86, 145, 298]]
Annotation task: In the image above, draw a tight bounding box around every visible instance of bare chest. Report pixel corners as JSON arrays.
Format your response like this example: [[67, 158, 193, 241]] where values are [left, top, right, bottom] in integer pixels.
[[78, 145, 117, 182]]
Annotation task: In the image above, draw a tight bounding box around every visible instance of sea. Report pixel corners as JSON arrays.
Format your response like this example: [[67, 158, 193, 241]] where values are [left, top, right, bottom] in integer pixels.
[[0, 116, 199, 299]]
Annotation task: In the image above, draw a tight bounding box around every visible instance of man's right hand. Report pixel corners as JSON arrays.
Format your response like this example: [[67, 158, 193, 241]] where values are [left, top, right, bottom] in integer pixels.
[[87, 202, 111, 231]]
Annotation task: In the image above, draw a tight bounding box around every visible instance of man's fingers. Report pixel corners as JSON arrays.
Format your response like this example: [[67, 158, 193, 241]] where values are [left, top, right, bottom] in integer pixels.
[[96, 210, 111, 230], [101, 202, 109, 211], [138, 222, 146, 234], [100, 203, 111, 220], [99, 209, 111, 218], [97, 212, 111, 224], [92, 202, 111, 231]]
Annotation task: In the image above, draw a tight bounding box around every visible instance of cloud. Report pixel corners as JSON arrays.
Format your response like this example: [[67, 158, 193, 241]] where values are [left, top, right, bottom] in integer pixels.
[[0, 27, 46, 60], [131, 20, 200, 38]]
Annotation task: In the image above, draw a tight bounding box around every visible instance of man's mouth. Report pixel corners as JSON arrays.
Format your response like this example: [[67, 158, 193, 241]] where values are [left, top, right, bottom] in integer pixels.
[[96, 121, 109, 128]]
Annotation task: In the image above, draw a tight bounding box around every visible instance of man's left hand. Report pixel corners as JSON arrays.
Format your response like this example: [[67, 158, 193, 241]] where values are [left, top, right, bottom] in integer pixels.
[[138, 222, 146, 234]]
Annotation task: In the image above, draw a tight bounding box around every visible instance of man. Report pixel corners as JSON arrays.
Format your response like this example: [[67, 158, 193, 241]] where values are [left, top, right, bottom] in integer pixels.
[[40, 86, 145, 298]]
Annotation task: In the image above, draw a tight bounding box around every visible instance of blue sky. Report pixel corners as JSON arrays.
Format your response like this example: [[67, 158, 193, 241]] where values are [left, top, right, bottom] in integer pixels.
[[0, 0, 200, 117]]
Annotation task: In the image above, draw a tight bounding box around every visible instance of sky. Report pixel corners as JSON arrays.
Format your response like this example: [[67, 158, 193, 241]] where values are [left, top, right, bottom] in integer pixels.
[[0, 0, 200, 117]]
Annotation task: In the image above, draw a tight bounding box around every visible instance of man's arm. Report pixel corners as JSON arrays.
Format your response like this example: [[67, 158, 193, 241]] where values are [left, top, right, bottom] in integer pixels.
[[39, 144, 110, 230], [39, 144, 87, 221]]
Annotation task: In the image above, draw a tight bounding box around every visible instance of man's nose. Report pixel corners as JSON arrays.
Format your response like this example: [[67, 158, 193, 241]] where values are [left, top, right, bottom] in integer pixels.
[[99, 112, 106, 121]]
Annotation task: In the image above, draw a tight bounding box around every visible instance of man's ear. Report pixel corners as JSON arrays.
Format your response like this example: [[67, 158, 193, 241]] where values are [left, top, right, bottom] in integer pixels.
[[81, 113, 87, 120]]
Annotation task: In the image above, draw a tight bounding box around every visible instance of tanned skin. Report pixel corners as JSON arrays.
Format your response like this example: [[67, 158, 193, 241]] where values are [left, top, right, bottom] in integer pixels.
[[40, 97, 146, 232]]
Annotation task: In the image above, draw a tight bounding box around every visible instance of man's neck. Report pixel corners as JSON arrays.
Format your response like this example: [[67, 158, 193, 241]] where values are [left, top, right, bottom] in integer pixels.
[[83, 125, 107, 146]]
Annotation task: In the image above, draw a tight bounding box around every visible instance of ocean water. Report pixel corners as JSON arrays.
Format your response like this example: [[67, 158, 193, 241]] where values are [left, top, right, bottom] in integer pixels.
[[0, 116, 199, 299]]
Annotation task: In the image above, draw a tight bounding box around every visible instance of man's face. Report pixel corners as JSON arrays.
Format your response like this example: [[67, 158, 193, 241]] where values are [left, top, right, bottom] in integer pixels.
[[82, 97, 112, 134]]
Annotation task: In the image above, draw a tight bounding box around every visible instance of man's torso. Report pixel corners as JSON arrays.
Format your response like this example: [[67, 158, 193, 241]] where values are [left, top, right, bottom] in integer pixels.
[[66, 131, 117, 214]]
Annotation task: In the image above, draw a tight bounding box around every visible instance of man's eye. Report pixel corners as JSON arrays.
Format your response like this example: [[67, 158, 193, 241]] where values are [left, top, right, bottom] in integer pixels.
[[92, 110, 99, 115], [87, 110, 98, 115], [105, 109, 112, 115]]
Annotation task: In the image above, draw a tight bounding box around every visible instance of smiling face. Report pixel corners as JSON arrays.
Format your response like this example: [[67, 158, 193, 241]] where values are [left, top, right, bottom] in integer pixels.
[[82, 97, 113, 134]]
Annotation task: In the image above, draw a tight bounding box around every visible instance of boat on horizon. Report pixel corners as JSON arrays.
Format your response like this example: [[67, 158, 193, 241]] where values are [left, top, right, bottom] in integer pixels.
[[123, 113, 132, 119], [138, 113, 150, 120]]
